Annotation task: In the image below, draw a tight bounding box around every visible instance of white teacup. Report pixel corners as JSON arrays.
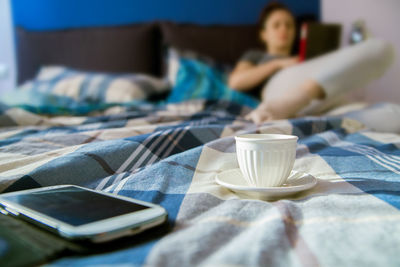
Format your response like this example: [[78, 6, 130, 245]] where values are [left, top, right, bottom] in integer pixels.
[[235, 134, 298, 187]]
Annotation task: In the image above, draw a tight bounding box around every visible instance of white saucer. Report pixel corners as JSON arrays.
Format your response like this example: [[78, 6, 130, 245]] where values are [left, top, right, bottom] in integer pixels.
[[216, 168, 317, 199]]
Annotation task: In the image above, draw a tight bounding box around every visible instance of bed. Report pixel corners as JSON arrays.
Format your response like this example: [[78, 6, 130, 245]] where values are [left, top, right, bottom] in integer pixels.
[[1, 17, 400, 267]]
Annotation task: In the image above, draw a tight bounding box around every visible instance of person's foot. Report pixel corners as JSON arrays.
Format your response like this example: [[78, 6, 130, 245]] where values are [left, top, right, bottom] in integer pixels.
[[247, 79, 325, 124], [245, 103, 276, 123]]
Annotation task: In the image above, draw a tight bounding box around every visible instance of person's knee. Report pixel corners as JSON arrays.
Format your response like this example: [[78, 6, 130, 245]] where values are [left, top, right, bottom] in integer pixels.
[[380, 40, 395, 67], [368, 39, 395, 66]]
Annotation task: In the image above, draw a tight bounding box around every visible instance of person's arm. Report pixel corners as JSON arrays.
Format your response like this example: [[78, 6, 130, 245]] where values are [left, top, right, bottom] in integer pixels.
[[228, 61, 280, 91], [228, 57, 300, 92]]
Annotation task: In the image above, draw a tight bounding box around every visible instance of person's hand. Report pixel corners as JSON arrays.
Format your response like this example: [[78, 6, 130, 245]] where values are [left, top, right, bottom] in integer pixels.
[[276, 56, 300, 69]]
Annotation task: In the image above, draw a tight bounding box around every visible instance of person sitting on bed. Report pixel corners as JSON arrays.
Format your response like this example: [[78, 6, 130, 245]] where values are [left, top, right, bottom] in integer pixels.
[[228, 2, 395, 123]]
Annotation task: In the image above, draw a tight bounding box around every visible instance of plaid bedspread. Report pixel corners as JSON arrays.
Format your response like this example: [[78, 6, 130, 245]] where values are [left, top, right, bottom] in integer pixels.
[[0, 100, 399, 266]]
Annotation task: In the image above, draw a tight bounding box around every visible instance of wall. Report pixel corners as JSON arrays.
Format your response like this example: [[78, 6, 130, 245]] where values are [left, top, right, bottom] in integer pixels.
[[11, 0, 319, 30], [322, 0, 400, 103], [0, 0, 16, 93]]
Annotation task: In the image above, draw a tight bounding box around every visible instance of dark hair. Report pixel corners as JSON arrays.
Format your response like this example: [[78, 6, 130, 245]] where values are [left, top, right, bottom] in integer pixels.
[[258, 2, 295, 32]]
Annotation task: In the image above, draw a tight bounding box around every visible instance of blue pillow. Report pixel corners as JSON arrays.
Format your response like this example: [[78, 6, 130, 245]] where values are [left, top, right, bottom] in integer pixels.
[[166, 58, 259, 108]]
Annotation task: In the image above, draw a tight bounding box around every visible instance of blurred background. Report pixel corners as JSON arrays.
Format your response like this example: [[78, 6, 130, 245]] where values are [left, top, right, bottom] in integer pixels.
[[0, 0, 399, 103]]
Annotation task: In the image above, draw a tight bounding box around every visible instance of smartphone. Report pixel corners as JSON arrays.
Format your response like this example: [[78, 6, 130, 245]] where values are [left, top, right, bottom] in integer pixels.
[[0, 185, 167, 243]]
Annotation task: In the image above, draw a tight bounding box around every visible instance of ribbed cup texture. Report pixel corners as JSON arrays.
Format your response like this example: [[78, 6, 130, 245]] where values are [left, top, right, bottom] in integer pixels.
[[237, 147, 296, 187]]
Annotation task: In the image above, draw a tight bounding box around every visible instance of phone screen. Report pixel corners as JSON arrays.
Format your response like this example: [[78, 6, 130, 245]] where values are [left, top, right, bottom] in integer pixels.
[[2, 186, 149, 226]]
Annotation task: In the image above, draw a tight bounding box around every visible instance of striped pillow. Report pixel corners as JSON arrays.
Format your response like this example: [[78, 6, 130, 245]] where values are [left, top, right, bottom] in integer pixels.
[[20, 66, 169, 103], [166, 47, 232, 87]]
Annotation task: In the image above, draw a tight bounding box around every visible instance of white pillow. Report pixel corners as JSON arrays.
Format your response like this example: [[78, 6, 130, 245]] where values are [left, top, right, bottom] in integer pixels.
[[21, 66, 170, 103]]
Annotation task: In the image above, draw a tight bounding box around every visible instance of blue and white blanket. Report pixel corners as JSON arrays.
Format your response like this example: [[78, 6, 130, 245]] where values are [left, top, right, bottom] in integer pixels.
[[0, 99, 400, 266]]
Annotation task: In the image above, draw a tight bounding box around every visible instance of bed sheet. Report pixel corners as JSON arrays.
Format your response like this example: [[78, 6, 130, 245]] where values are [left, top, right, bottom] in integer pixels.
[[0, 99, 400, 266]]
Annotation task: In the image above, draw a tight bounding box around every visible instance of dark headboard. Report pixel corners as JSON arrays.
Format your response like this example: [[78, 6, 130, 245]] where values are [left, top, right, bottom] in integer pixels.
[[16, 22, 265, 84], [17, 16, 320, 85], [16, 24, 162, 84]]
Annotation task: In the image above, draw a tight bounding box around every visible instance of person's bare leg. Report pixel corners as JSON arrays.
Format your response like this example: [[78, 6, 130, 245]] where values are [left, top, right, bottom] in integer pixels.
[[246, 79, 325, 123]]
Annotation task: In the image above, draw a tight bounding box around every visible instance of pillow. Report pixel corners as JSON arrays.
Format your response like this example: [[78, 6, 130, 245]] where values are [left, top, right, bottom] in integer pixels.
[[166, 58, 259, 108], [20, 66, 170, 103], [165, 47, 232, 87]]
